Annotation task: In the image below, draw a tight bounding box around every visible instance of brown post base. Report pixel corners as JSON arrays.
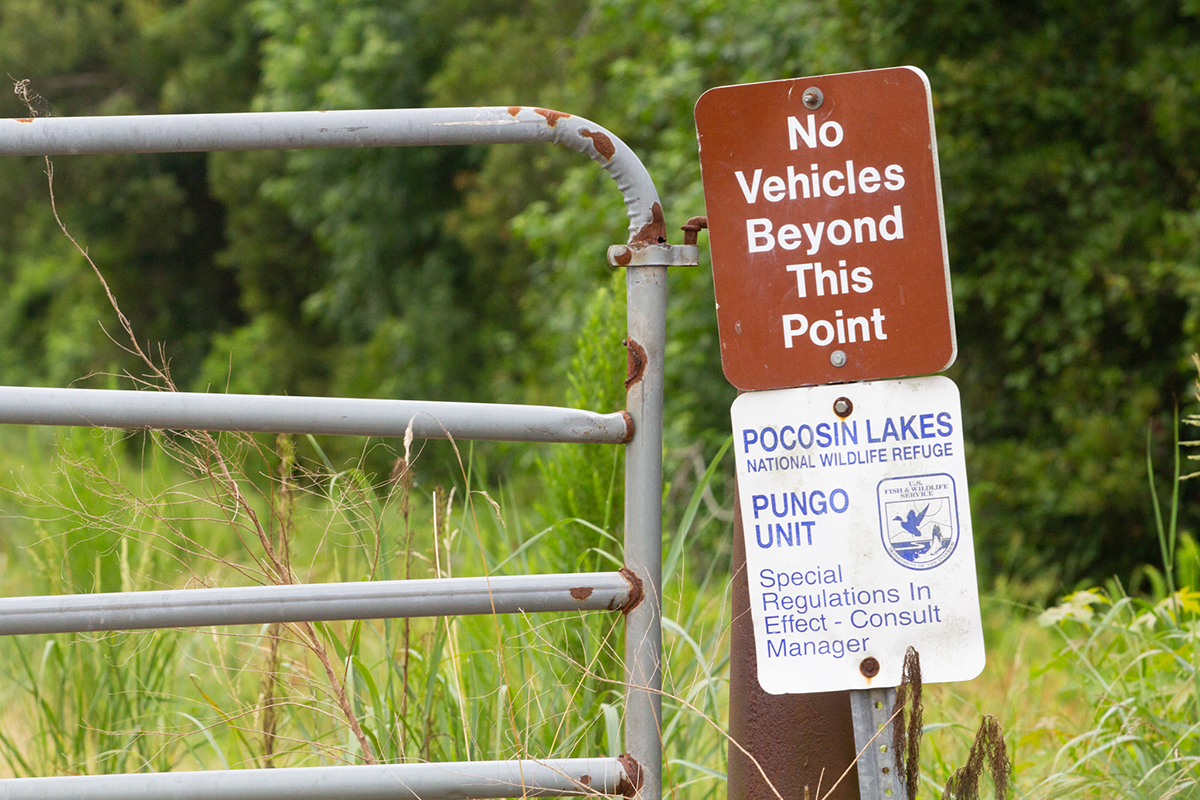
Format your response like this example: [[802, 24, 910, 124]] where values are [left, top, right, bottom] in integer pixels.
[[728, 484, 861, 800]]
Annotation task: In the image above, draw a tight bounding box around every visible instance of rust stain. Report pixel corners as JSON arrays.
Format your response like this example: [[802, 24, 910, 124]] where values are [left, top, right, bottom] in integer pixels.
[[578, 127, 615, 160], [619, 566, 644, 615], [623, 338, 647, 389], [620, 410, 635, 444], [629, 202, 666, 246], [613, 246, 632, 266], [570, 586, 594, 601], [579, 775, 591, 787], [507, 106, 522, 117], [859, 656, 880, 679], [16, 118, 33, 123], [534, 107, 570, 127], [616, 754, 645, 797]]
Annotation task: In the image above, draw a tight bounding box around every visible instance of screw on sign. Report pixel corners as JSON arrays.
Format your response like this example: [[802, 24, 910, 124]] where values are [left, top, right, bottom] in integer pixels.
[[695, 67, 956, 390]]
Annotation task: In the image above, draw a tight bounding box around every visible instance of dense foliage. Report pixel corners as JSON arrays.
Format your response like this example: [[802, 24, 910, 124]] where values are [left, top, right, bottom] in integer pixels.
[[2, 0, 1200, 588]]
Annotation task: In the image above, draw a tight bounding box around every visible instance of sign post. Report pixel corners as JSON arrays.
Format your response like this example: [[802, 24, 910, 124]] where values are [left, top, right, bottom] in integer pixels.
[[696, 68, 982, 800]]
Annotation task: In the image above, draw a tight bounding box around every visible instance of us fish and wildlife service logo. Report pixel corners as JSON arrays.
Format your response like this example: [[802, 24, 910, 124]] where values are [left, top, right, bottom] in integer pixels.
[[877, 474, 960, 570]]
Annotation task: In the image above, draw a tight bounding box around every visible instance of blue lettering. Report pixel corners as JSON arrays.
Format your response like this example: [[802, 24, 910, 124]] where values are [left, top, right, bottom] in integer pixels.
[[770, 494, 789, 518], [780, 425, 796, 450], [937, 412, 953, 437], [756, 524, 772, 548], [816, 423, 832, 447], [752, 495, 768, 519], [841, 420, 858, 445], [798, 425, 815, 448]]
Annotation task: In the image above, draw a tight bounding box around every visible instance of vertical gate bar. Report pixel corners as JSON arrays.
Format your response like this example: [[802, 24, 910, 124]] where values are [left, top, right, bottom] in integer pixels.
[[849, 687, 905, 800], [728, 481, 861, 800], [623, 264, 666, 800]]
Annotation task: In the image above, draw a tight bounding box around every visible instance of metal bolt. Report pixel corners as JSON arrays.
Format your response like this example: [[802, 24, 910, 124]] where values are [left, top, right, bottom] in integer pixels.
[[681, 216, 708, 246], [830, 349, 847, 367], [833, 397, 853, 418], [802, 87, 823, 110], [859, 657, 880, 678]]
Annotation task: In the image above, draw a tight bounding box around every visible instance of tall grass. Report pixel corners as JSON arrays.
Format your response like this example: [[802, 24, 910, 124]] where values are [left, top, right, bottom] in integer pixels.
[[0, 420, 735, 794], [1016, 402, 1200, 798]]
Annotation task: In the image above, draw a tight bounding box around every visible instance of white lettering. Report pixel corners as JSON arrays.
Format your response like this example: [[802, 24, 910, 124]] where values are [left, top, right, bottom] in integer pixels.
[[854, 216, 878, 243], [880, 206, 904, 241], [819, 121, 844, 147], [871, 307, 888, 340], [827, 219, 851, 246], [788, 115, 817, 150], [802, 221, 825, 255], [763, 176, 787, 202], [778, 224, 803, 250], [748, 218, 775, 252], [787, 165, 810, 199], [851, 267, 873, 293], [814, 262, 837, 296], [735, 170, 762, 203], [821, 169, 845, 197], [810, 319, 836, 346], [786, 263, 814, 297], [783, 314, 808, 348], [858, 166, 880, 193]]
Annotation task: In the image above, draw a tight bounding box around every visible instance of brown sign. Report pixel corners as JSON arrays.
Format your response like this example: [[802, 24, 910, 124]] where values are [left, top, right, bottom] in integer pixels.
[[695, 67, 955, 390]]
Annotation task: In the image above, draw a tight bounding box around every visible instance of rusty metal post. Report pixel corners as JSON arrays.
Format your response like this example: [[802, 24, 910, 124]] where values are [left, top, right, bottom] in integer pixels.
[[610, 230, 698, 800], [728, 480, 861, 800], [622, 261, 667, 800]]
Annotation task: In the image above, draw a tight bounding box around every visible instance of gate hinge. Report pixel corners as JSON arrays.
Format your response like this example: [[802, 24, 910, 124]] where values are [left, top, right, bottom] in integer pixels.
[[607, 215, 707, 267]]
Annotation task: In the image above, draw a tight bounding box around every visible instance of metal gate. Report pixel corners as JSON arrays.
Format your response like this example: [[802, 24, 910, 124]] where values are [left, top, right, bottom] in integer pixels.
[[0, 107, 698, 799]]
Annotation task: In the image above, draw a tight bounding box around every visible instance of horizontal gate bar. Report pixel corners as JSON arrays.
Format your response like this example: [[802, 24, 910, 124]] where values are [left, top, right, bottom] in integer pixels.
[[0, 572, 635, 635], [0, 757, 634, 800], [0, 107, 663, 246], [0, 386, 632, 443]]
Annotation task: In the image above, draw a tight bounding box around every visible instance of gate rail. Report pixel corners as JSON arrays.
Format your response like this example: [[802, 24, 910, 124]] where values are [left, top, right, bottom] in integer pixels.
[[0, 106, 694, 800]]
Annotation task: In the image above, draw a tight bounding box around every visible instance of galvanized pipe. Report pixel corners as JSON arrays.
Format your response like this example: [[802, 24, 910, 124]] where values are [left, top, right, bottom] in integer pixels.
[[0, 758, 630, 800], [0, 572, 634, 635], [0, 386, 631, 443], [0, 108, 663, 245], [622, 265, 666, 800]]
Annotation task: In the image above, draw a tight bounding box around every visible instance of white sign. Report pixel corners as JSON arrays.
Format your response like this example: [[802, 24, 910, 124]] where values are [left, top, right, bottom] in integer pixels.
[[732, 376, 984, 694]]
